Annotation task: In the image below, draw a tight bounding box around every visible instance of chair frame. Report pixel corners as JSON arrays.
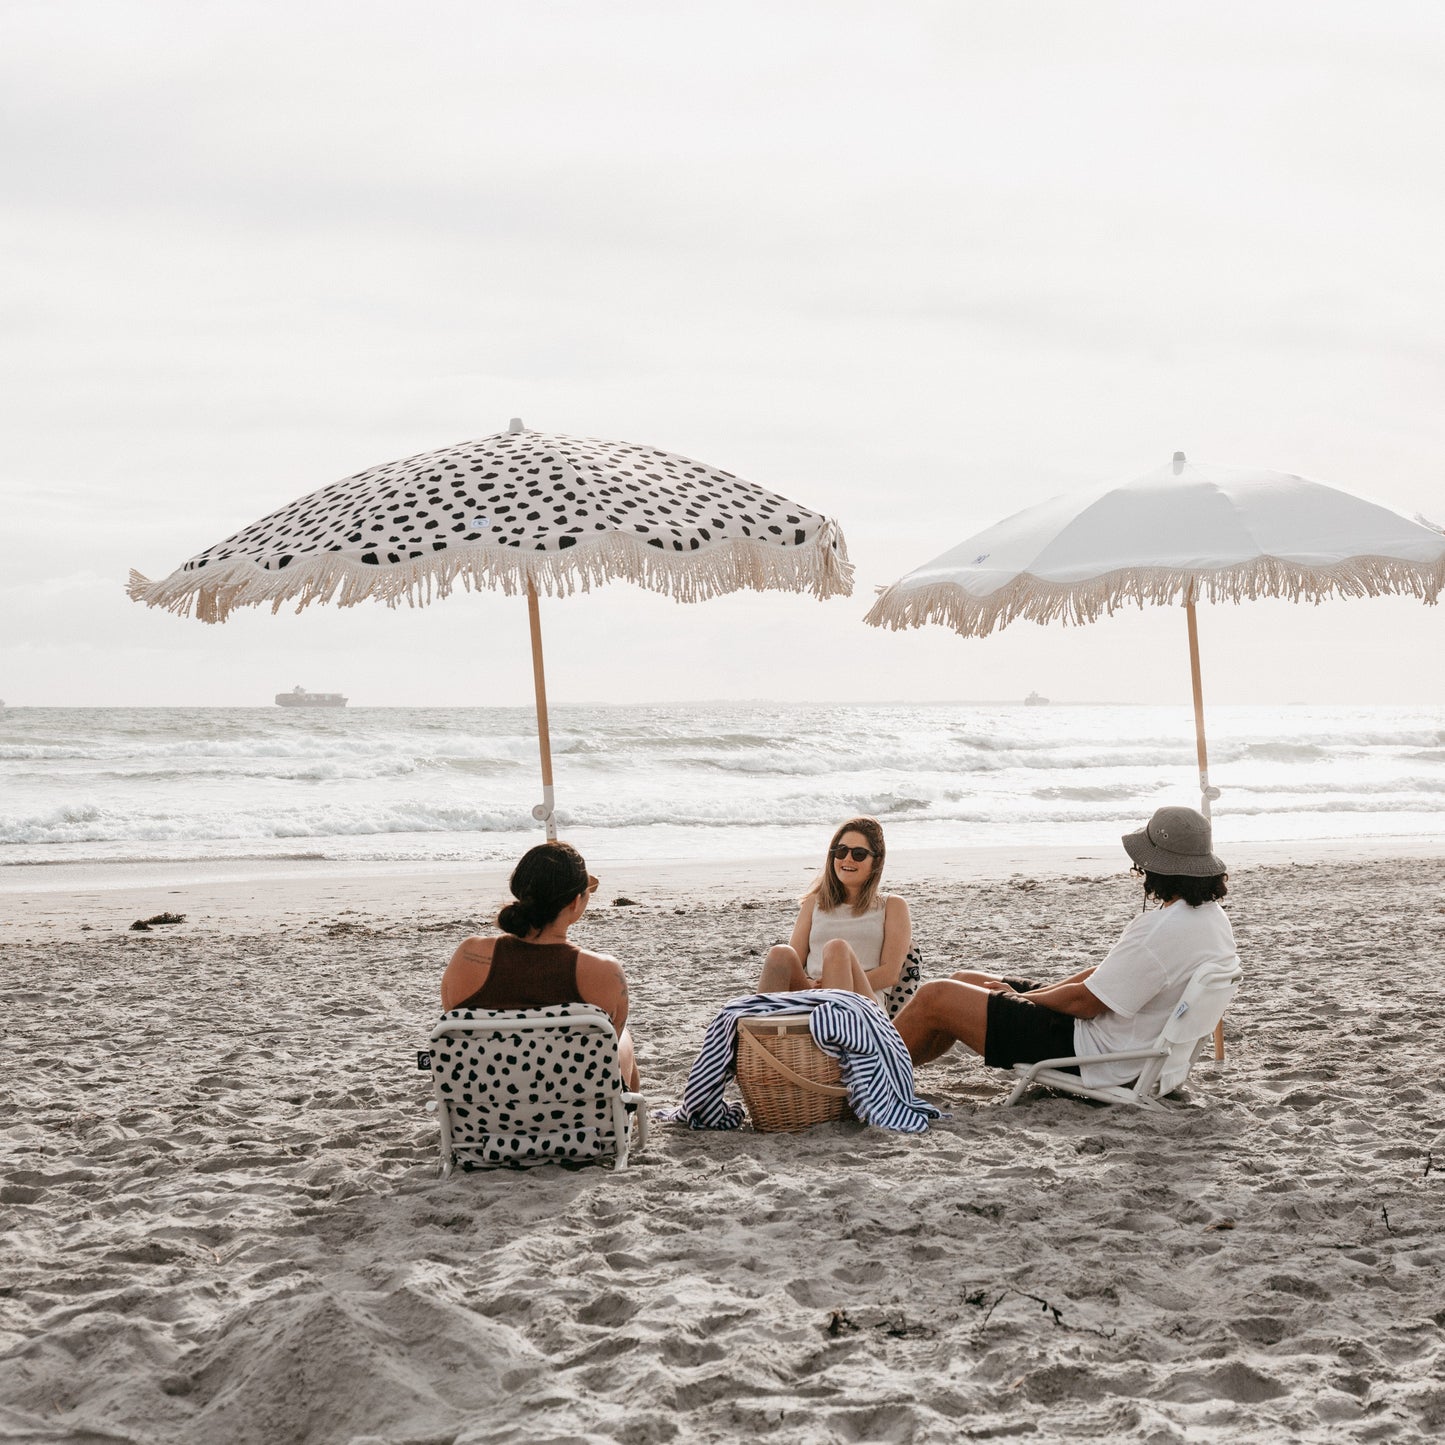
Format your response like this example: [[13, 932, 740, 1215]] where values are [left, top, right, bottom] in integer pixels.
[[1004, 958, 1242, 1109], [428, 1007, 648, 1175]]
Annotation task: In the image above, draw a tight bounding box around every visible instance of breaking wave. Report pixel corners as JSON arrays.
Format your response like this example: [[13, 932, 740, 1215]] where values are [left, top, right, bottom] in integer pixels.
[[3, 701, 1443, 868]]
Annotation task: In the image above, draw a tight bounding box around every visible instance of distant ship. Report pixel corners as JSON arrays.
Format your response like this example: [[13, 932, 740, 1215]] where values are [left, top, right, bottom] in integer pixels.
[[275, 686, 347, 708], [1024, 690, 1049, 706]]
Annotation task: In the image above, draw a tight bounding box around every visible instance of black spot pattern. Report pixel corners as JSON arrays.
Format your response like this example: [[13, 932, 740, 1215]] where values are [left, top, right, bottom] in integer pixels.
[[179, 430, 838, 574], [429, 1004, 634, 1170], [884, 947, 924, 1020]]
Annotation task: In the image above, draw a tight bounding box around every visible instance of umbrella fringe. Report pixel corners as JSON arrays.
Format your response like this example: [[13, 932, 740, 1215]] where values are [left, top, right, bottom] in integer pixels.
[[863, 555, 1445, 637], [128, 524, 854, 623]]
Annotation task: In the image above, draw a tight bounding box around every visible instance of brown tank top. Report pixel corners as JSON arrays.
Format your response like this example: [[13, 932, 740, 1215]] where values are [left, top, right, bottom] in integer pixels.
[[457, 935, 583, 1011]]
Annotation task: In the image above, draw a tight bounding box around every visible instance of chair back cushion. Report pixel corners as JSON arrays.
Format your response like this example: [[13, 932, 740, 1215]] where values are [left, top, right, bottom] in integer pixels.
[[431, 1004, 624, 1168]]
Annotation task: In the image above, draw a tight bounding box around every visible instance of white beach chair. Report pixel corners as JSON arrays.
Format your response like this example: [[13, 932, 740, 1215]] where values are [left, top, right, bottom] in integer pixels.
[[1004, 957, 1243, 1108], [426, 1004, 648, 1174]]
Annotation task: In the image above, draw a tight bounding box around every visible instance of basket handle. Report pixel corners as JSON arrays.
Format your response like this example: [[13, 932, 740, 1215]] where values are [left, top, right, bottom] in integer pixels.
[[746, 1038, 850, 1097]]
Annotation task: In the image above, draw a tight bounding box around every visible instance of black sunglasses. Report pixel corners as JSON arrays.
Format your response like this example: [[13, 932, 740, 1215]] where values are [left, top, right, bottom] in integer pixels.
[[830, 845, 877, 862]]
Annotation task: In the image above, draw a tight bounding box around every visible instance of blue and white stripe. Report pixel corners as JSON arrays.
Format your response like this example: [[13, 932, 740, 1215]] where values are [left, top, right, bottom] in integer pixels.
[[662, 990, 943, 1134]]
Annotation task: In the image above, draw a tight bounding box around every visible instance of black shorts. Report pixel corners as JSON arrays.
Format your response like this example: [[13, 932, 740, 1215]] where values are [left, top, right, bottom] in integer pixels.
[[982, 978, 1078, 1072]]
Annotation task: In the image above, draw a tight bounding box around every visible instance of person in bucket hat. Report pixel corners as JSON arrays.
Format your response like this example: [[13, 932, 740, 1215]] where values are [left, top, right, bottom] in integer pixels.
[[893, 807, 1237, 1091], [1121, 805, 1228, 877]]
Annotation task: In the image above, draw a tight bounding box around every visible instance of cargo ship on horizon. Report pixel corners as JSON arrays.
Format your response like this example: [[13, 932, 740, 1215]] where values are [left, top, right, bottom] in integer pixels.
[[275, 686, 347, 708]]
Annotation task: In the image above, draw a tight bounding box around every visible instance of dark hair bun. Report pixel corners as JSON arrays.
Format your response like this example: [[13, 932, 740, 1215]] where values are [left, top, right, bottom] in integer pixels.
[[498, 841, 590, 937], [496, 899, 538, 936]]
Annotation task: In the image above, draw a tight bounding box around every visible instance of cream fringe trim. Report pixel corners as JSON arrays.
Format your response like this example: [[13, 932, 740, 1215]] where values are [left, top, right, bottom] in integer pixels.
[[863, 554, 1445, 637], [128, 522, 854, 623]]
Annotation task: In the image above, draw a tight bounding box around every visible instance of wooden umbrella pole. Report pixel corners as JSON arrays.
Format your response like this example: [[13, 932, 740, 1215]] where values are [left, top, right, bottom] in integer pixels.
[[1185, 598, 1213, 820], [1185, 596, 1225, 1062], [526, 580, 557, 842]]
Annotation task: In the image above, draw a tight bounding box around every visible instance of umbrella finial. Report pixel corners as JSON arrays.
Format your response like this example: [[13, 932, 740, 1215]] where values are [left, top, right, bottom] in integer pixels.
[[1172, 451, 1186, 475], [509, 417, 526, 434]]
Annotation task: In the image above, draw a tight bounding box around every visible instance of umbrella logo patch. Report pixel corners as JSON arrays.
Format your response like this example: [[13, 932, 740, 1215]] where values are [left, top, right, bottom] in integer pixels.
[[472, 516, 490, 529], [973, 553, 990, 564]]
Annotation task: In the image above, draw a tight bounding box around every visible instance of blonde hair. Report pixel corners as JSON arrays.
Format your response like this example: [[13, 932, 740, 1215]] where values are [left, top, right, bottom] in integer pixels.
[[805, 816, 886, 917]]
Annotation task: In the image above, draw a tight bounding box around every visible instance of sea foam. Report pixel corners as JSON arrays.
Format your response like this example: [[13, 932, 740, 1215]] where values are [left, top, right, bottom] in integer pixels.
[[2, 702, 1442, 868]]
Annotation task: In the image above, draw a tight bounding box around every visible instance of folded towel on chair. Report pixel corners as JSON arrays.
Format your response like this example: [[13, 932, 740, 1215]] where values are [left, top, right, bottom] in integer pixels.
[[661, 990, 943, 1134]]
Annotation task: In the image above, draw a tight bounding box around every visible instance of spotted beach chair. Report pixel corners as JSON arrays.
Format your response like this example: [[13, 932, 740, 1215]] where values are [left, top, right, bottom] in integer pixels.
[[882, 946, 924, 1021], [426, 1004, 647, 1174]]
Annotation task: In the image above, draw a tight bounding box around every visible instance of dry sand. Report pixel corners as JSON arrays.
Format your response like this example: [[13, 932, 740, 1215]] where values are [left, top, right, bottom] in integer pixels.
[[3, 849, 1445, 1443]]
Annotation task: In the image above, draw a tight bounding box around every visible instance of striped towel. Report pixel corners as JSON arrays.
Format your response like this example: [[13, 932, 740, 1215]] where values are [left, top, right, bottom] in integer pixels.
[[662, 990, 943, 1134]]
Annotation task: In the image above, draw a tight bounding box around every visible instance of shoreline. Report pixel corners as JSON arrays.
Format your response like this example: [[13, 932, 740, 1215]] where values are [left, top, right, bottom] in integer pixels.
[[6, 834, 1445, 935]]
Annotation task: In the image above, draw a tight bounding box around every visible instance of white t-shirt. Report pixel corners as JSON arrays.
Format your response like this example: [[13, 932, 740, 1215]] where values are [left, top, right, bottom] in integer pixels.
[[1074, 900, 1236, 1088]]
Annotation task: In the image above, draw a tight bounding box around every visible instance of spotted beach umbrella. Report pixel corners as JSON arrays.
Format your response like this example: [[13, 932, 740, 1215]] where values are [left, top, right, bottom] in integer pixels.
[[129, 418, 853, 837], [867, 451, 1445, 815]]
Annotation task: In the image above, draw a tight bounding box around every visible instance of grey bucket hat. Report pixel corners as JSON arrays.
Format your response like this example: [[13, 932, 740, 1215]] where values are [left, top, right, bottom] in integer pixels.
[[1122, 806, 1227, 877]]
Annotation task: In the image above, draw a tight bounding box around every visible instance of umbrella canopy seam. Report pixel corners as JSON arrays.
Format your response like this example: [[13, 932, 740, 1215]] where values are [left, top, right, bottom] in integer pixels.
[[129, 522, 853, 623], [865, 553, 1445, 638]]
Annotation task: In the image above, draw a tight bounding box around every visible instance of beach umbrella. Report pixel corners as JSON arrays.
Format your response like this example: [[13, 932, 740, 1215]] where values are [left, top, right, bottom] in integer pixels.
[[865, 452, 1445, 817], [867, 451, 1445, 1065], [129, 418, 853, 837]]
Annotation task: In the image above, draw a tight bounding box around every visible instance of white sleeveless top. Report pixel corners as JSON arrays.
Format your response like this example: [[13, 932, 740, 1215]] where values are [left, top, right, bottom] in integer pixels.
[[805, 896, 887, 983]]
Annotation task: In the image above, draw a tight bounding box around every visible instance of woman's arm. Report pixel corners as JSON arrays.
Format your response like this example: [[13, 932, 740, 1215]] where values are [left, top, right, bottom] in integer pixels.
[[787, 898, 815, 963], [576, 950, 630, 1035], [864, 894, 912, 992], [440, 935, 495, 1010]]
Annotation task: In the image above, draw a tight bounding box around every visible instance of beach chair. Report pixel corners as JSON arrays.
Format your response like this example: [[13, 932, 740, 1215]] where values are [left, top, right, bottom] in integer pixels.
[[1004, 957, 1242, 1108], [426, 1004, 648, 1174], [882, 946, 924, 1020]]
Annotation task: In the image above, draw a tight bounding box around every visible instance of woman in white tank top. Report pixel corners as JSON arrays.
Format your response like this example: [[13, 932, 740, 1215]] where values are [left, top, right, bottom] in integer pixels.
[[756, 816, 912, 1009]]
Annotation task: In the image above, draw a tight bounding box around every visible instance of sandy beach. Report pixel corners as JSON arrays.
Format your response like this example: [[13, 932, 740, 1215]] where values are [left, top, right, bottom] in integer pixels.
[[4, 844, 1445, 1444]]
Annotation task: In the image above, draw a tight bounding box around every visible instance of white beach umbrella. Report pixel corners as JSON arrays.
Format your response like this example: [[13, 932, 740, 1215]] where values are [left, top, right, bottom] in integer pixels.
[[129, 418, 853, 838], [866, 452, 1445, 816]]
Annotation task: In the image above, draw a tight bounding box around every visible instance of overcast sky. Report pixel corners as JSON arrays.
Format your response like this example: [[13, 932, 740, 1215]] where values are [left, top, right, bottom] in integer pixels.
[[3, 0, 1443, 708]]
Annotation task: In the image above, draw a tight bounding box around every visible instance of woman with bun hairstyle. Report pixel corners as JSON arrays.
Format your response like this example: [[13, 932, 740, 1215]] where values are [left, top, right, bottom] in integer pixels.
[[441, 841, 639, 1088], [756, 816, 911, 1008]]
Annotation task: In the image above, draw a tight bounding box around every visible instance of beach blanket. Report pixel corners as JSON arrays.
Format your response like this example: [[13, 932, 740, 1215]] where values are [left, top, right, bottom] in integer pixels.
[[662, 990, 943, 1134]]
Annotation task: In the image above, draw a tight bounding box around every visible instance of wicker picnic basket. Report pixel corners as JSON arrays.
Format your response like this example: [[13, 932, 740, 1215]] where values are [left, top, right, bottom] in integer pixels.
[[735, 1014, 854, 1132]]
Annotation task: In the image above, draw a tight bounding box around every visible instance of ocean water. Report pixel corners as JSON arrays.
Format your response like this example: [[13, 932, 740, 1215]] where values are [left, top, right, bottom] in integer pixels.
[[1, 703, 1442, 877]]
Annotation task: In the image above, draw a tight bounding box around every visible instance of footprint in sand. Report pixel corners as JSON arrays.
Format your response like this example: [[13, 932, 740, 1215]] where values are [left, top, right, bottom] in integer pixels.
[[1161, 1360, 1287, 1405]]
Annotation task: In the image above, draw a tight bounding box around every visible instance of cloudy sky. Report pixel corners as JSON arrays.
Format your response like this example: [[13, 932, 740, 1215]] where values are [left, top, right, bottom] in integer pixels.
[[4, 0, 1443, 708]]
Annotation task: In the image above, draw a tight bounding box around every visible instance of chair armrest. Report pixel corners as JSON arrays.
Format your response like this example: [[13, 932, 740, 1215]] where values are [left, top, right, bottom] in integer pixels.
[[622, 1091, 649, 1151], [1014, 1045, 1168, 1082]]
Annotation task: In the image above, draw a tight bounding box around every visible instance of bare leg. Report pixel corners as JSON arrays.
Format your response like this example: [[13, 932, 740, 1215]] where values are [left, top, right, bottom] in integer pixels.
[[817, 939, 875, 1001], [891, 979, 993, 1065], [618, 1026, 641, 1091], [758, 944, 810, 993]]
